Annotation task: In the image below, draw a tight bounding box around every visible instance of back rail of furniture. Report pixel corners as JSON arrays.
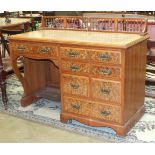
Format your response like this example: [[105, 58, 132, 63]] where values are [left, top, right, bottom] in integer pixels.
[[41, 16, 148, 34]]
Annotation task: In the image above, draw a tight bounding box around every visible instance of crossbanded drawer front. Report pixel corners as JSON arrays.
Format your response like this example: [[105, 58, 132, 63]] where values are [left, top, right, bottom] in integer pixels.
[[12, 43, 30, 53], [89, 49, 121, 64], [62, 74, 89, 97], [12, 43, 59, 58], [90, 64, 121, 79], [35, 45, 58, 57], [91, 78, 121, 104], [63, 96, 91, 116], [61, 60, 89, 74], [91, 103, 121, 123], [60, 47, 89, 60]]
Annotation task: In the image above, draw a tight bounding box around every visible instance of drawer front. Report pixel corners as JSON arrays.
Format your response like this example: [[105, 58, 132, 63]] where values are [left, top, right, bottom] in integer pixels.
[[91, 78, 121, 104], [63, 96, 121, 123], [12, 43, 31, 53], [89, 49, 121, 64], [63, 96, 91, 116], [11, 43, 58, 58], [60, 47, 89, 60], [91, 103, 121, 123], [35, 45, 58, 58], [90, 64, 121, 79], [61, 60, 89, 74], [62, 74, 89, 97]]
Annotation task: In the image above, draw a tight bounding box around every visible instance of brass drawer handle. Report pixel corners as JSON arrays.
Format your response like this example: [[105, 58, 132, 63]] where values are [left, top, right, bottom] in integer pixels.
[[101, 110, 111, 116], [68, 50, 79, 58], [17, 45, 26, 51], [99, 68, 111, 75], [71, 103, 80, 110], [70, 65, 80, 72], [101, 88, 111, 95], [40, 48, 49, 53], [99, 53, 111, 61], [70, 83, 80, 89]]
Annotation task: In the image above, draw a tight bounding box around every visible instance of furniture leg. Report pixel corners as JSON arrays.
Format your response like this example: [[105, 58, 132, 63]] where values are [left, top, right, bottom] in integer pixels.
[[0, 80, 8, 110], [10, 55, 39, 106], [0, 56, 8, 110]]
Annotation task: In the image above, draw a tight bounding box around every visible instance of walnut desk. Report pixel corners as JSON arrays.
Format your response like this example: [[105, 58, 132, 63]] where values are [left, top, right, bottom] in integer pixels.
[[9, 29, 148, 136]]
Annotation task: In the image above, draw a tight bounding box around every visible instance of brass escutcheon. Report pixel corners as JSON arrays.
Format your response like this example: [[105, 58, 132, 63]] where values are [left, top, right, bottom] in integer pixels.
[[40, 48, 49, 53], [100, 110, 111, 116], [70, 83, 80, 89], [71, 103, 80, 110], [70, 65, 80, 72], [99, 53, 111, 61], [17, 45, 26, 51], [68, 50, 79, 58], [101, 88, 111, 95], [99, 68, 111, 75]]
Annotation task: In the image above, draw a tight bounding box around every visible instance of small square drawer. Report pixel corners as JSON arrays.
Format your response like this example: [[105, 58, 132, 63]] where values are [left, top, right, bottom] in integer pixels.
[[91, 103, 121, 123], [61, 60, 89, 74], [62, 74, 89, 97], [89, 49, 121, 64], [60, 47, 89, 60], [90, 64, 121, 79], [91, 78, 121, 104], [63, 96, 92, 116]]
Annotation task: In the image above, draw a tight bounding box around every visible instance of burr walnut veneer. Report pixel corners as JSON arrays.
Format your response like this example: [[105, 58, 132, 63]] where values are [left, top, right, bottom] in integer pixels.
[[9, 29, 148, 136]]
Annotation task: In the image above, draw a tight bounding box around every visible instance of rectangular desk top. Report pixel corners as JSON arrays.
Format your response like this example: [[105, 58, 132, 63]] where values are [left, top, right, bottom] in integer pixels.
[[0, 18, 31, 29], [9, 29, 148, 48]]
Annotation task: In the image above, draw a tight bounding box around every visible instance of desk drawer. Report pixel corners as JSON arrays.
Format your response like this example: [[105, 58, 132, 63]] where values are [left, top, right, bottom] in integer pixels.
[[60, 47, 89, 60], [13, 43, 31, 53], [62, 74, 89, 97], [61, 60, 89, 74], [90, 64, 121, 79], [63, 96, 91, 116], [89, 49, 121, 64], [63, 96, 121, 123], [91, 103, 121, 123], [91, 78, 121, 104], [13, 43, 58, 58], [35, 45, 58, 58]]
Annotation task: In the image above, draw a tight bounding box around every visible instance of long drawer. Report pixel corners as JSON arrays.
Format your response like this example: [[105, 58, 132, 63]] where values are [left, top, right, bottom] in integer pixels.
[[63, 96, 121, 123], [10, 42, 59, 58], [60, 47, 121, 64]]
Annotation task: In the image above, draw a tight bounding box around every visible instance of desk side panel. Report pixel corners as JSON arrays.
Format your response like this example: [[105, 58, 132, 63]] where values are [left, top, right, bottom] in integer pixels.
[[123, 40, 147, 123]]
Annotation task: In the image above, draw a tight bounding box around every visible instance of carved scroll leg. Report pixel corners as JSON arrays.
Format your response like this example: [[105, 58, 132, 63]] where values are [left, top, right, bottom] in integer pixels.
[[10, 55, 39, 107]]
